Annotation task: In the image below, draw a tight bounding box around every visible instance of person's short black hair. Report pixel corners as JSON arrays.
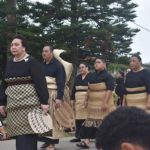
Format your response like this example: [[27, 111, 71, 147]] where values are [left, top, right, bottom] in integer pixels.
[[95, 56, 106, 63], [96, 107, 150, 150], [79, 62, 90, 70], [131, 54, 142, 63], [12, 34, 27, 48], [43, 45, 53, 52]]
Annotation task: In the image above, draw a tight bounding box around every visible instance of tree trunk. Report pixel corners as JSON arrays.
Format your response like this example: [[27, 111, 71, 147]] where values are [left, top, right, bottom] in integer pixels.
[[1, 0, 17, 79], [6, 0, 17, 38]]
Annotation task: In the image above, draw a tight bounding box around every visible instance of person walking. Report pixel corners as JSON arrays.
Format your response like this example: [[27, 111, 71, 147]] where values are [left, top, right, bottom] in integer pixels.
[[40, 46, 73, 150], [0, 35, 49, 150], [70, 62, 91, 146], [78, 56, 115, 149]]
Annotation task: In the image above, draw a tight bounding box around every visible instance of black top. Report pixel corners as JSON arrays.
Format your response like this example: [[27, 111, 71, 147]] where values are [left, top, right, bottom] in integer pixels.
[[42, 58, 65, 100], [0, 56, 49, 105], [0, 84, 6, 105], [115, 78, 125, 98], [71, 73, 92, 100], [89, 69, 114, 91], [125, 69, 150, 94]]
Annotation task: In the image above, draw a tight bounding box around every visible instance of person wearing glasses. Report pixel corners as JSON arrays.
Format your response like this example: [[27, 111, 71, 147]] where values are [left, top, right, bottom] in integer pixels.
[[78, 56, 115, 149]]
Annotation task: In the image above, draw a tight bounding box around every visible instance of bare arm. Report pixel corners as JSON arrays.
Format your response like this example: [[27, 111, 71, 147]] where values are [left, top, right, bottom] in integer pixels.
[[122, 95, 127, 106], [146, 94, 150, 109]]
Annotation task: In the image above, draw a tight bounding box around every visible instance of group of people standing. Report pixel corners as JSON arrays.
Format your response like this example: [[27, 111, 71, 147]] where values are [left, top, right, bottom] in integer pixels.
[[95, 56, 150, 150], [0, 34, 150, 150], [70, 58, 115, 149], [0, 35, 69, 150]]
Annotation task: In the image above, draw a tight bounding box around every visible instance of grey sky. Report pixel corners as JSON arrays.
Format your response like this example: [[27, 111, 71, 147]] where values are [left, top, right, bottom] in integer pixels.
[[130, 0, 150, 63], [32, 0, 150, 63]]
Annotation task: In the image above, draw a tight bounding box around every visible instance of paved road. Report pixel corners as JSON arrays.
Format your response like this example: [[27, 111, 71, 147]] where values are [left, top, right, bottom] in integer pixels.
[[0, 137, 96, 150]]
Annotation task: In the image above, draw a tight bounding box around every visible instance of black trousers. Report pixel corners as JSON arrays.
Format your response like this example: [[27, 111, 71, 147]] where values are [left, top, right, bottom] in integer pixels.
[[75, 119, 85, 139], [80, 126, 97, 139], [16, 134, 38, 150], [38, 136, 59, 144]]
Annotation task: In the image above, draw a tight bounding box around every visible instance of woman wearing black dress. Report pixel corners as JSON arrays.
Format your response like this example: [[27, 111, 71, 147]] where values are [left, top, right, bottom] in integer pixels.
[[0, 35, 49, 150], [123, 54, 150, 111]]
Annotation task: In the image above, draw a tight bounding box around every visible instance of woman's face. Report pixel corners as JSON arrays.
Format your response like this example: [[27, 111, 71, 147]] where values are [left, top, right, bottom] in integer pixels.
[[130, 56, 141, 71], [10, 38, 25, 57], [94, 59, 105, 71], [79, 64, 88, 75]]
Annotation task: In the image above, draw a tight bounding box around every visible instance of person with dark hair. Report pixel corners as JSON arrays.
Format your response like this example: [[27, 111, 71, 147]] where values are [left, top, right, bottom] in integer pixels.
[[131, 54, 142, 63], [115, 70, 125, 106], [0, 35, 49, 150], [40, 45, 65, 150], [40, 46, 73, 150], [70, 62, 91, 146], [96, 107, 150, 150], [123, 54, 150, 111], [77, 57, 115, 149]]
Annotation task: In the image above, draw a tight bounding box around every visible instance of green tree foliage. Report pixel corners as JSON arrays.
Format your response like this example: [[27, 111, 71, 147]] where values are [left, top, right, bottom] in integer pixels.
[[0, 0, 16, 79], [143, 63, 150, 72], [0, 0, 139, 74], [29, 0, 139, 63]]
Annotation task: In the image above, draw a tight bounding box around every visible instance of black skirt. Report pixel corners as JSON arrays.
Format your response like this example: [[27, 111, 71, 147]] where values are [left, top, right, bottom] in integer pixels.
[[79, 124, 97, 139]]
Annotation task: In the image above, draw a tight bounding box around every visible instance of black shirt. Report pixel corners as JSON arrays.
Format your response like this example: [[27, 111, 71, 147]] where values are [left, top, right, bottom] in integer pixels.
[[125, 69, 150, 94], [42, 58, 65, 100], [89, 69, 114, 91], [0, 56, 49, 105], [115, 78, 125, 98], [71, 73, 92, 100]]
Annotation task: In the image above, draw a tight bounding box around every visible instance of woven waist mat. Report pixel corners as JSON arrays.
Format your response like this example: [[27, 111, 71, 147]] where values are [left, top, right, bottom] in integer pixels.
[[126, 92, 148, 109]]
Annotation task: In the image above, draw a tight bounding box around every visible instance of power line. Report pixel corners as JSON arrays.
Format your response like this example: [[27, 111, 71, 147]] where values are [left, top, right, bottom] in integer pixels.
[[130, 21, 150, 33]]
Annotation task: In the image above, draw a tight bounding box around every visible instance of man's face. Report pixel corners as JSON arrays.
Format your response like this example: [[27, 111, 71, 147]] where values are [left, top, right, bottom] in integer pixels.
[[94, 59, 105, 71], [42, 46, 53, 61], [79, 64, 88, 75], [10, 38, 25, 57], [130, 56, 141, 71]]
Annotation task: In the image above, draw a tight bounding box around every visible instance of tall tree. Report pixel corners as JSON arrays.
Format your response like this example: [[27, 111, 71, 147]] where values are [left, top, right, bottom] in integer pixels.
[[30, 0, 139, 63], [0, 0, 139, 72], [0, 0, 16, 79]]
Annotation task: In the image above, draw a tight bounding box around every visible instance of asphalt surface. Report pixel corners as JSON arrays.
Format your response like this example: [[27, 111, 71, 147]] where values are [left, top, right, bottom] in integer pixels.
[[0, 137, 97, 150]]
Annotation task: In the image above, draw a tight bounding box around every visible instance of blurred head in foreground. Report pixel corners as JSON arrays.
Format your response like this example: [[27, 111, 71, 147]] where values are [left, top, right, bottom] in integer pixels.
[[96, 107, 150, 150]]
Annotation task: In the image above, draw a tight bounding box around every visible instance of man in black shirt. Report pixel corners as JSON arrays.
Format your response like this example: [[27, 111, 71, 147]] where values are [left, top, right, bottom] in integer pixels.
[[40, 45, 66, 150]]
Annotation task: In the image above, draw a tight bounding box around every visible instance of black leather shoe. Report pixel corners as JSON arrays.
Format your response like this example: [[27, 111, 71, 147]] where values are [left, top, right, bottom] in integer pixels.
[[70, 138, 81, 142]]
